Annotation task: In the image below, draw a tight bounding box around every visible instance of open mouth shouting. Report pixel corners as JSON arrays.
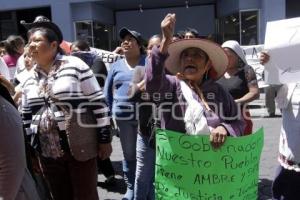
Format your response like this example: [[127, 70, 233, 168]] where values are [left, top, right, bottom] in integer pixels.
[[183, 65, 198, 74]]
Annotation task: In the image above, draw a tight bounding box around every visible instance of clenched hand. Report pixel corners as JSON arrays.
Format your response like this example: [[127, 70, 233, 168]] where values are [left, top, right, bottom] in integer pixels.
[[210, 125, 228, 148]]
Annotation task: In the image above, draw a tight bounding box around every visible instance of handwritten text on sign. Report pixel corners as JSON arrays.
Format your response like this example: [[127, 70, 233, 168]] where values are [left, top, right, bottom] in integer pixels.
[[241, 45, 267, 88], [155, 128, 264, 200]]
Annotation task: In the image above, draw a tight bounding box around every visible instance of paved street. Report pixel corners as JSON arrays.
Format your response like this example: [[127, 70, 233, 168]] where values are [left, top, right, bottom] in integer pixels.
[[251, 94, 282, 200], [97, 93, 282, 200]]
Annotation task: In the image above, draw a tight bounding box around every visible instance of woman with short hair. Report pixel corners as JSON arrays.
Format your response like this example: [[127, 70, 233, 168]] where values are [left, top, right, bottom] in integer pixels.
[[22, 21, 112, 200], [104, 27, 146, 200]]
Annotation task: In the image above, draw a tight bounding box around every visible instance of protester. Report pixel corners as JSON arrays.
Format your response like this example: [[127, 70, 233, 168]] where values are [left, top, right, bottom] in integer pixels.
[[265, 85, 282, 117], [146, 13, 244, 138], [172, 31, 183, 42], [183, 27, 199, 39], [127, 35, 162, 200], [70, 40, 90, 52], [71, 40, 108, 86], [260, 53, 282, 117], [21, 20, 112, 200], [259, 52, 282, 118], [142, 13, 244, 200], [218, 40, 259, 135], [146, 34, 161, 56], [104, 27, 146, 200], [128, 65, 156, 200], [21, 15, 71, 54], [2, 35, 25, 79], [71, 39, 116, 186], [0, 41, 6, 57], [13, 46, 35, 106], [14, 45, 35, 85], [0, 82, 40, 200], [260, 52, 300, 199]]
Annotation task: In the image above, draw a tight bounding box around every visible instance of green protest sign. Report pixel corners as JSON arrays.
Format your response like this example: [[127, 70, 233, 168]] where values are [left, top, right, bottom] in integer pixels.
[[155, 128, 264, 200]]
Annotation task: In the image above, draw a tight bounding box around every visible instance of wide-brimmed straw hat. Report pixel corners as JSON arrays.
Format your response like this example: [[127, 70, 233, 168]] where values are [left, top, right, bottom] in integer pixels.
[[20, 16, 63, 44], [165, 39, 228, 80]]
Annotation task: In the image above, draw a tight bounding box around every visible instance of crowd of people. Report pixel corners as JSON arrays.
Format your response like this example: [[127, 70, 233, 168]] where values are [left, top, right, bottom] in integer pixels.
[[0, 13, 298, 200]]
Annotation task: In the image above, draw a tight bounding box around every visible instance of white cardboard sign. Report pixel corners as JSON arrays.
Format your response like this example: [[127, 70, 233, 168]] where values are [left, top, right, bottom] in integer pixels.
[[90, 47, 123, 70], [264, 17, 300, 84], [241, 44, 267, 88]]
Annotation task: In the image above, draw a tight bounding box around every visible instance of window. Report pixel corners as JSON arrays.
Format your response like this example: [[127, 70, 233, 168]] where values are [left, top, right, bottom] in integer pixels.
[[92, 22, 113, 50], [220, 10, 259, 45], [0, 11, 17, 40], [241, 10, 258, 45], [74, 20, 114, 50], [74, 21, 93, 46]]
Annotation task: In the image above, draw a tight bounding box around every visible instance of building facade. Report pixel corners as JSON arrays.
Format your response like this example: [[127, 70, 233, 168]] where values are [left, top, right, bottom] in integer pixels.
[[0, 0, 296, 50]]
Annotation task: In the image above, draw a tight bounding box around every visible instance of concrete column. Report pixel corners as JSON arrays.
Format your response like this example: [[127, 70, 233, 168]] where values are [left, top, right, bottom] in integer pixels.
[[260, 0, 285, 43], [51, 1, 73, 42]]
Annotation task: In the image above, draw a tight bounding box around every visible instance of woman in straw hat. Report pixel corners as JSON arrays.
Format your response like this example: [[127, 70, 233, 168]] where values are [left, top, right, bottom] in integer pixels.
[[145, 13, 244, 139], [136, 14, 245, 200]]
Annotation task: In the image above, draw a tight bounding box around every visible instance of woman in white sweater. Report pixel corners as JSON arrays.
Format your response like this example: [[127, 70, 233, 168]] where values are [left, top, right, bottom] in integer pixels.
[[261, 52, 300, 199]]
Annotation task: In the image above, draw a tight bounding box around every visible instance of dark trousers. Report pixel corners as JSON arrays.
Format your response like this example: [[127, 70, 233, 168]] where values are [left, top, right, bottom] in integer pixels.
[[272, 165, 300, 200], [97, 157, 115, 178], [40, 153, 98, 200]]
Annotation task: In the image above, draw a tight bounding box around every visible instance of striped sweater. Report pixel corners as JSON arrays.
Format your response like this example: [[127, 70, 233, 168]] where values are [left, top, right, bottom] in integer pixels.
[[21, 54, 111, 151]]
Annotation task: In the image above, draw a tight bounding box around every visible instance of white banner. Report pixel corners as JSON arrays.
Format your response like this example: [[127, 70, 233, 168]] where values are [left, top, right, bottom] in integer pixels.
[[264, 17, 300, 84], [241, 44, 267, 88], [90, 47, 123, 70]]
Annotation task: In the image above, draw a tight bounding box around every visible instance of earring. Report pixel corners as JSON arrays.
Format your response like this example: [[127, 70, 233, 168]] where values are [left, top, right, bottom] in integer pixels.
[[205, 70, 209, 80]]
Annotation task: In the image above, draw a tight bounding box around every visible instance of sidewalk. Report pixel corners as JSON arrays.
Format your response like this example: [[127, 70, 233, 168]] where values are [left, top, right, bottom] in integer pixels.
[[249, 93, 281, 118], [97, 137, 125, 200], [250, 92, 281, 200]]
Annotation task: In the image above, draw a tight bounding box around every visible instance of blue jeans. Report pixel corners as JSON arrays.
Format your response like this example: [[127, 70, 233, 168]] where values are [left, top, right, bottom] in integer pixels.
[[134, 134, 155, 200], [116, 120, 138, 200]]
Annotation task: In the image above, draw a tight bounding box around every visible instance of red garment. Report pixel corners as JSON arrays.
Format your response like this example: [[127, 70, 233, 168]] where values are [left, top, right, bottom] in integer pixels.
[[3, 54, 20, 68], [243, 110, 253, 135], [60, 40, 71, 55]]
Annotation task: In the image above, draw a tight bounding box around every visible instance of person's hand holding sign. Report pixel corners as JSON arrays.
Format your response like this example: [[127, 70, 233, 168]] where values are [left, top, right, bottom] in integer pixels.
[[210, 125, 228, 148], [259, 52, 270, 65]]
